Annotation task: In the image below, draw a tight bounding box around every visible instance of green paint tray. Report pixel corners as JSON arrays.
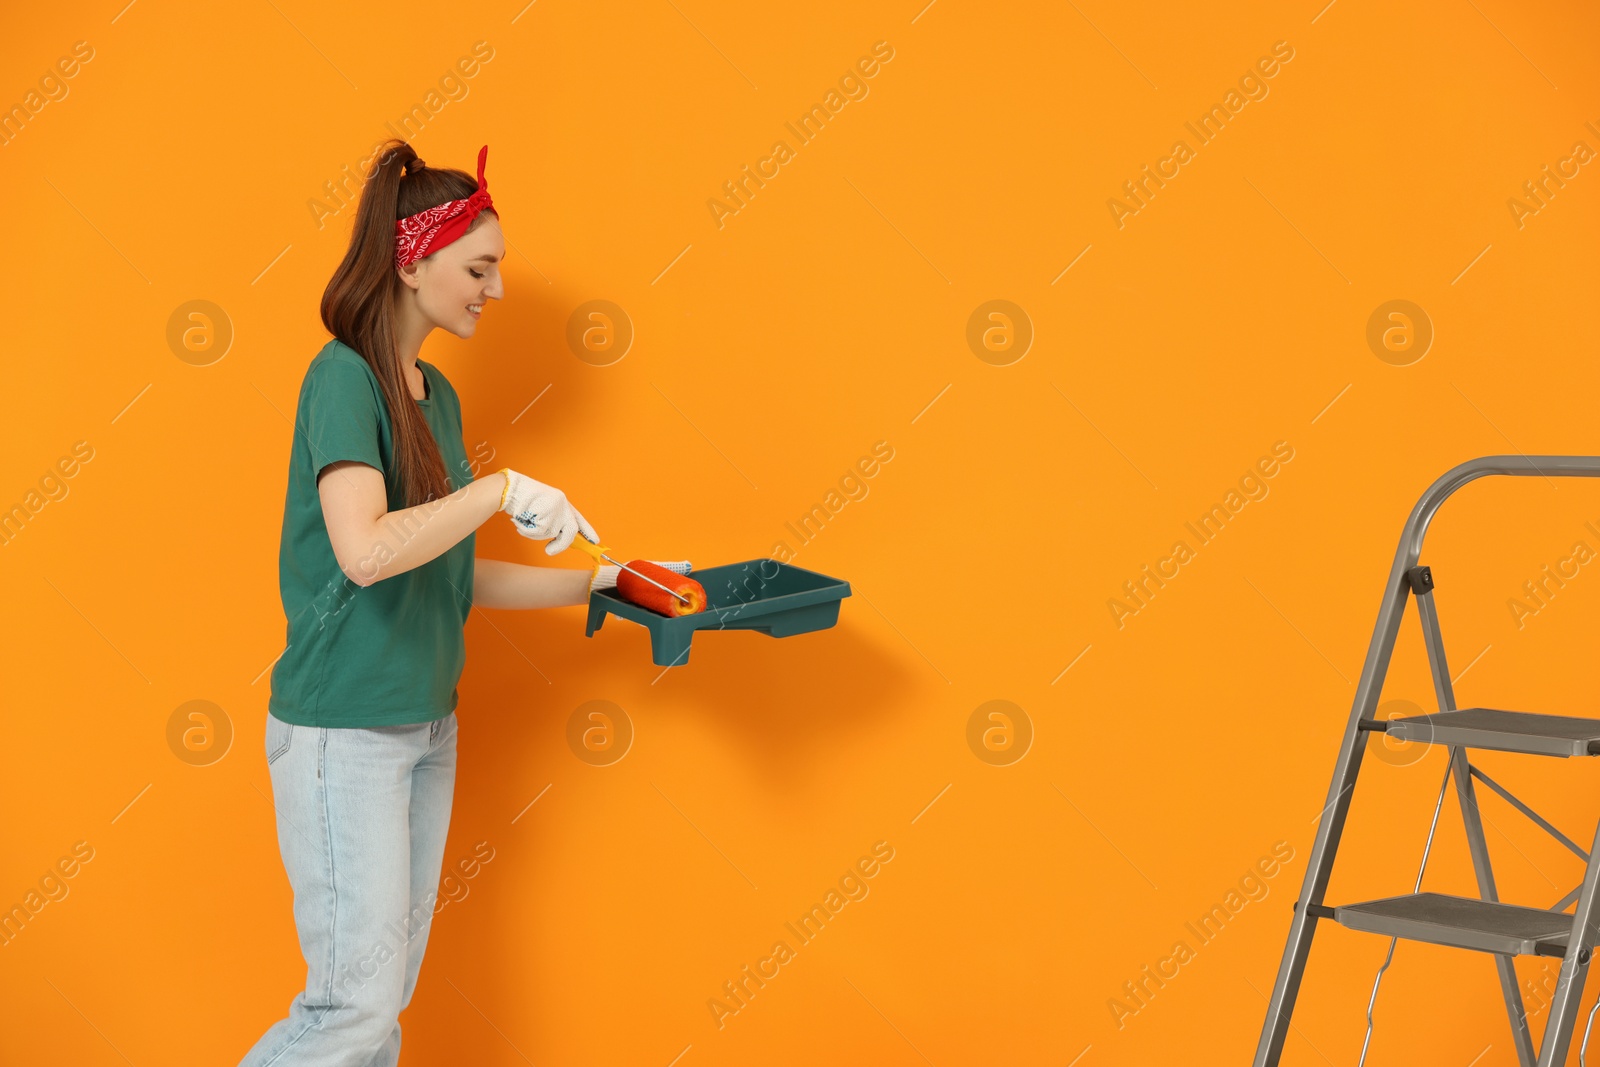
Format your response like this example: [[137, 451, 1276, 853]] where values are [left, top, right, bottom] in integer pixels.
[[583, 559, 851, 666]]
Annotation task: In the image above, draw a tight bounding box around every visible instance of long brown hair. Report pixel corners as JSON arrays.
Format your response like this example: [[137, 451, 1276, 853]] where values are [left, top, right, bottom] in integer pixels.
[[320, 138, 497, 508]]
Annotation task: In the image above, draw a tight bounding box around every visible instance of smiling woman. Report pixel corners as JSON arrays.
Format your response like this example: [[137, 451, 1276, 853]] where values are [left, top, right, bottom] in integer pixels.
[[241, 139, 609, 1067]]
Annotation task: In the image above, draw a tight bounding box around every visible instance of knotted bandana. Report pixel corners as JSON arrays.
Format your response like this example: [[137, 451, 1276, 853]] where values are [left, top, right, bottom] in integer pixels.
[[393, 144, 498, 270]]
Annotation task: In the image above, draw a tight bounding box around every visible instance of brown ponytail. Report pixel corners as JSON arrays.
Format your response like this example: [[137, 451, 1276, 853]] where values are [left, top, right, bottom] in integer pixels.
[[319, 138, 495, 508]]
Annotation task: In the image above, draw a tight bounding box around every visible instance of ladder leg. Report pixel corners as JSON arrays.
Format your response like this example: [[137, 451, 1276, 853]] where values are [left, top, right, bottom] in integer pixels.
[[1414, 583, 1536, 1065], [1536, 816, 1600, 1066], [1449, 746, 1538, 1066], [1254, 568, 1417, 1067], [1253, 728, 1367, 1066]]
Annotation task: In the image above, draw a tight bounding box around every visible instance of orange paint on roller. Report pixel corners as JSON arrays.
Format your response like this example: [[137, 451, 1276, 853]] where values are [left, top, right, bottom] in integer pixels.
[[616, 560, 707, 617]]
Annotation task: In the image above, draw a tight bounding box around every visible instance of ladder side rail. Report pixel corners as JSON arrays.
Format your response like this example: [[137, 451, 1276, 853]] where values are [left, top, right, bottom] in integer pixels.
[[1252, 530, 1414, 1066]]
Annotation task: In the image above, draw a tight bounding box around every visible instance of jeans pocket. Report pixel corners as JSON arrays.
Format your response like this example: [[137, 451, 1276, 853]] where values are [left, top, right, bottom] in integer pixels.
[[266, 714, 294, 765]]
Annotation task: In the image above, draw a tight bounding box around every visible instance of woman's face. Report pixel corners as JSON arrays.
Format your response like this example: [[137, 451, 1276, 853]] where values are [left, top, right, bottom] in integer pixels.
[[401, 214, 506, 339]]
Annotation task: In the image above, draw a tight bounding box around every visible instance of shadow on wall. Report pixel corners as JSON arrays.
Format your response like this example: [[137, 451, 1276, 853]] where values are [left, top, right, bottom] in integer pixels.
[[635, 617, 914, 780], [481, 605, 911, 785]]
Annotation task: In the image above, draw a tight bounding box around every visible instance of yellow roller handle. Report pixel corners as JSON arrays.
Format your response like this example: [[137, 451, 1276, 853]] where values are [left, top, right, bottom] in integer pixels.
[[570, 533, 694, 607], [569, 533, 609, 562]]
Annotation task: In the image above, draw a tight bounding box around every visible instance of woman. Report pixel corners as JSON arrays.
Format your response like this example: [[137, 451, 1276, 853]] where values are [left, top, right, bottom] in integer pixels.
[[240, 140, 689, 1066]]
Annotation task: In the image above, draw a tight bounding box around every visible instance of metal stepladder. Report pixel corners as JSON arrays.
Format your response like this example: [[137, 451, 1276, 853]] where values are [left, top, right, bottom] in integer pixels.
[[1254, 456, 1600, 1067]]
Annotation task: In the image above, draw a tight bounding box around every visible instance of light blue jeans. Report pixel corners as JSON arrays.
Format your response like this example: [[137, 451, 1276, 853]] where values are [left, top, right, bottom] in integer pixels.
[[239, 711, 458, 1067]]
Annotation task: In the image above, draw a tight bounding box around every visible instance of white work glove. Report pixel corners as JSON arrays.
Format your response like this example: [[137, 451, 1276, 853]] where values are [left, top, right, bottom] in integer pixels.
[[591, 560, 693, 594], [497, 468, 598, 555]]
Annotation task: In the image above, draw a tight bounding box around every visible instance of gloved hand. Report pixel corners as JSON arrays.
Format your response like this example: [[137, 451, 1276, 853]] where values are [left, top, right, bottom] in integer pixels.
[[591, 560, 693, 594], [497, 468, 599, 555]]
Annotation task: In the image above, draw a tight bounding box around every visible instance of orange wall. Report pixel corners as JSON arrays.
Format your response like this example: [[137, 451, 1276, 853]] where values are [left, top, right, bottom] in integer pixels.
[[3, 2, 1600, 1064]]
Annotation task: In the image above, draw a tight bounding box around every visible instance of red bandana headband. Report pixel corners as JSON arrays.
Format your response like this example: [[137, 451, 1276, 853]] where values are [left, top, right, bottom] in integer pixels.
[[393, 144, 498, 270]]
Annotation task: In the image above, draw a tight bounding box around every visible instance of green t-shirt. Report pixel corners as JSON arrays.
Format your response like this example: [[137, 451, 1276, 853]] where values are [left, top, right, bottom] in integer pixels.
[[269, 339, 475, 728]]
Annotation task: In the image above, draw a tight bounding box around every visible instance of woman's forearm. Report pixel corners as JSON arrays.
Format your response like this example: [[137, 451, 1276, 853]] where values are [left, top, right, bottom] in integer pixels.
[[473, 557, 591, 609], [351, 472, 507, 586]]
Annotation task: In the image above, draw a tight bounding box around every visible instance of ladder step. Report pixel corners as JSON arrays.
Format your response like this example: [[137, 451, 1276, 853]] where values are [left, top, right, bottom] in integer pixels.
[[1385, 707, 1600, 757], [1332, 892, 1589, 956]]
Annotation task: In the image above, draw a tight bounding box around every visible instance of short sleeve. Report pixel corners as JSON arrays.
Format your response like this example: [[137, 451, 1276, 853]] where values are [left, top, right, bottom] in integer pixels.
[[304, 360, 384, 477]]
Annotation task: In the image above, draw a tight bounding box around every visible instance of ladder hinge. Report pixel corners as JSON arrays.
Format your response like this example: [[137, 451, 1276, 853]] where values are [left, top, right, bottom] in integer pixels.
[[1406, 565, 1433, 595]]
